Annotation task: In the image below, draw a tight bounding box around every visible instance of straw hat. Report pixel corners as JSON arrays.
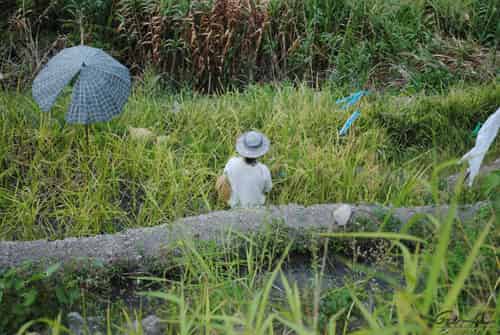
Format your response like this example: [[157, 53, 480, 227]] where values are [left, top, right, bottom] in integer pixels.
[[236, 131, 270, 158]]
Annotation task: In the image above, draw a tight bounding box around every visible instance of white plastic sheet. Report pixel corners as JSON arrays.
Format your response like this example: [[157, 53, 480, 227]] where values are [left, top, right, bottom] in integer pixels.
[[461, 107, 500, 186]]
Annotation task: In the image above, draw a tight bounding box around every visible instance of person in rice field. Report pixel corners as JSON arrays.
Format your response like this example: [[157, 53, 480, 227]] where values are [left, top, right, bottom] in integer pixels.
[[216, 131, 272, 208]]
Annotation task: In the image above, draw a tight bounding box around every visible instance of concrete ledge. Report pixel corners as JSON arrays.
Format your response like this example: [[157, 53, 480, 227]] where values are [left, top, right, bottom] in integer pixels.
[[0, 202, 486, 269]]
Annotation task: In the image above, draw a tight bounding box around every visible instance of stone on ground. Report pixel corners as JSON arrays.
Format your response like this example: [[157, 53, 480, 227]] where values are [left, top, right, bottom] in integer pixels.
[[334, 204, 352, 226]]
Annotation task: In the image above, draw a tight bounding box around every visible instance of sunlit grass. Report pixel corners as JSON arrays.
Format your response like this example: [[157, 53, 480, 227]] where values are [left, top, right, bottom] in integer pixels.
[[0, 81, 499, 240], [1, 81, 498, 334]]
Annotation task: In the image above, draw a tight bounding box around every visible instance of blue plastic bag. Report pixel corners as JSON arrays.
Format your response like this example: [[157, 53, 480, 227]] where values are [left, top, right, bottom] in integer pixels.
[[336, 90, 369, 110], [339, 110, 361, 136]]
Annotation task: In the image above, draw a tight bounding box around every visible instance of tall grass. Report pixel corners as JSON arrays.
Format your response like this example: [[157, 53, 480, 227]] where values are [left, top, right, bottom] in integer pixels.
[[1, 2, 499, 333], [2, 0, 499, 91], [1, 81, 498, 334], [0, 81, 499, 240], [12, 201, 497, 334]]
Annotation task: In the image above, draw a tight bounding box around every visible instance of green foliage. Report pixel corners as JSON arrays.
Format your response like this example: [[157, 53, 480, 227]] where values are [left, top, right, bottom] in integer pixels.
[[19, 206, 495, 334], [1, 0, 499, 91], [0, 263, 80, 332], [318, 287, 352, 328], [371, 84, 500, 155], [1, 83, 499, 240], [2, 173, 497, 334], [0, 44, 500, 334]]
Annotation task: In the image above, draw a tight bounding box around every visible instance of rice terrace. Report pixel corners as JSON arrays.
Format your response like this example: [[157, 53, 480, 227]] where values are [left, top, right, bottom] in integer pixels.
[[0, 0, 499, 334]]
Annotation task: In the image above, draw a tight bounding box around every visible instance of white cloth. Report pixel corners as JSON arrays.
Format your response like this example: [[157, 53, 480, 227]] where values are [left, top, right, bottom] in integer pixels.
[[461, 107, 500, 186], [223, 157, 272, 208]]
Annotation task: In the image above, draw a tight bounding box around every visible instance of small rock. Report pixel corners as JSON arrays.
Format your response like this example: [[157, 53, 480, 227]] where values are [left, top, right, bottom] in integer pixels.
[[172, 101, 181, 113], [67, 312, 85, 335], [86, 316, 104, 334], [232, 324, 245, 334], [128, 127, 155, 141], [131, 315, 165, 335], [67, 312, 103, 335], [142, 315, 165, 335], [156, 135, 169, 145], [334, 204, 352, 226]]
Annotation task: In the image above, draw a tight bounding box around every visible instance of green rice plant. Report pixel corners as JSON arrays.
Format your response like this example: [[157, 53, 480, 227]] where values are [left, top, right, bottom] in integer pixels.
[[1, 81, 499, 240]]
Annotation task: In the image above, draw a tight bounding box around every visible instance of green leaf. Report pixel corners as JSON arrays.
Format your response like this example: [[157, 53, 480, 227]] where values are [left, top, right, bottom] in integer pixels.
[[55, 286, 67, 305], [68, 286, 80, 302], [137, 291, 182, 305], [45, 263, 61, 277], [441, 221, 492, 312], [22, 289, 37, 307], [14, 279, 26, 291], [393, 241, 418, 293], [422, 202, 458, 315], [349, 288, 380, 330]]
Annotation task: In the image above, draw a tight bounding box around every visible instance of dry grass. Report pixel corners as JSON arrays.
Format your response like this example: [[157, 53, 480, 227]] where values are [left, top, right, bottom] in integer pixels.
[[2, 0, 499, 91], [187, 0, 269, 91]]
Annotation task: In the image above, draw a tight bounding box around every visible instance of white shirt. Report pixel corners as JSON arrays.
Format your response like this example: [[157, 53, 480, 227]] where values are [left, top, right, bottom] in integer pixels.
[[223, 157, 272, 208]]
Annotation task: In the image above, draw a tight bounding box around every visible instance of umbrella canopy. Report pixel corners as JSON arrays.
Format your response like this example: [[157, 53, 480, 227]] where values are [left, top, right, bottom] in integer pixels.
[[32, 45, 131, 124]]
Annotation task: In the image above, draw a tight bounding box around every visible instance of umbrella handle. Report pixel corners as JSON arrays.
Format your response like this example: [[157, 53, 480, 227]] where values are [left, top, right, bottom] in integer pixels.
[[85, 124, 89, 149], [79, 12, 84, 45]]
